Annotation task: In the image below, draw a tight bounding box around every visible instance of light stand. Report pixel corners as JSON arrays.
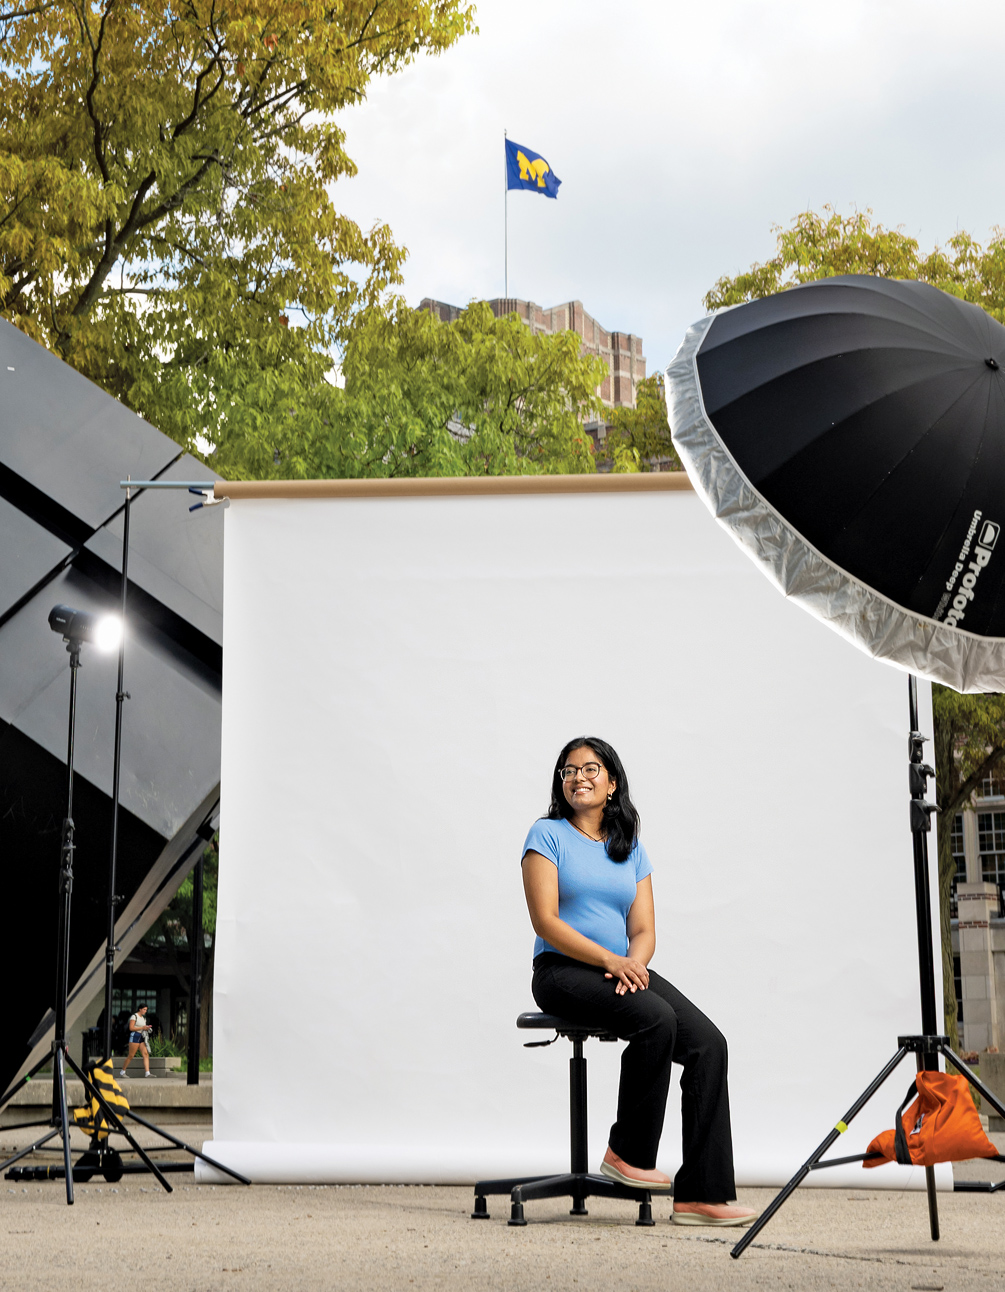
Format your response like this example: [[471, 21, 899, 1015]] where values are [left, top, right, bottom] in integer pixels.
[[731, 675, 1005, 1258], [102, 478, 219, 1075], [0, 611, 175, 1204], [101, 482, 131, 1062]]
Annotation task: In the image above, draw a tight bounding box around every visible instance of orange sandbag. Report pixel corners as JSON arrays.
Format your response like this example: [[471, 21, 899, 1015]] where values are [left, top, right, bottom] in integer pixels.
[[865, 1071, 999, 1168]]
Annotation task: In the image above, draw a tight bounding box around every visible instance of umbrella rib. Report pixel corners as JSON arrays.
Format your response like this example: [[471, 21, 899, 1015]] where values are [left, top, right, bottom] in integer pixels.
[[822, 372, 987, 555], [905, 372, 996, 608]]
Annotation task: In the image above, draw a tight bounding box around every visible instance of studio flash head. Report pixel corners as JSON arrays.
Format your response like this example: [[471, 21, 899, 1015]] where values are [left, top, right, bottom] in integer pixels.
[[48, 603, 122, 652]]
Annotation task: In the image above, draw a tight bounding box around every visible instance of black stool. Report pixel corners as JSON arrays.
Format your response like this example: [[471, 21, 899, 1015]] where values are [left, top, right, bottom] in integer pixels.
[[471, 1012, 657, 1226]]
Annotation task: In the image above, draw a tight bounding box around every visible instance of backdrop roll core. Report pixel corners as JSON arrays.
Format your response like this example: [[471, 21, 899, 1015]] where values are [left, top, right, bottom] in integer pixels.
[[200, 478, 947, 1191]]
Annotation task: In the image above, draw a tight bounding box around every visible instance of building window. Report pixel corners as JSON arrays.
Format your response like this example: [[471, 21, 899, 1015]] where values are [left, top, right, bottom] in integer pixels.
[[111, 987, 158, 1016], [950, 814, 967, 915], [978, 776, 1005, 799], [954, 953, 964, 1023], [978, 811, 1005, 887]]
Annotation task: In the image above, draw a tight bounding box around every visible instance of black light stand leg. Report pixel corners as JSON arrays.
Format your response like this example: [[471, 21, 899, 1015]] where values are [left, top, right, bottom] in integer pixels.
[[941, 1045, 1005, 1121], [53, 1047, 73, 1204], [103, 484, 132, 1062], [117, 1107, 251, 1185], [0, 1045, 77, 1177], [0, 1128, 60, 1174], [47, 640, 82, 1206], [730, 1046, 910, 1258]]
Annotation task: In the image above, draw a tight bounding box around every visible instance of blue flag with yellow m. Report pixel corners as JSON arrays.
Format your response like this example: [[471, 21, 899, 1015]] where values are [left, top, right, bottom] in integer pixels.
[[506, 138, 561, 199]]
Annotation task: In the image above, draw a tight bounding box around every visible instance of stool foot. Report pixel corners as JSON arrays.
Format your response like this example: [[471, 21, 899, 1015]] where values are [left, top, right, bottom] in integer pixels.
[[508, 1201, 527, 1226], [636, 1198, 655, 1227], [471, 1195, 490, 1220], [570, 1199, 588, 1216]]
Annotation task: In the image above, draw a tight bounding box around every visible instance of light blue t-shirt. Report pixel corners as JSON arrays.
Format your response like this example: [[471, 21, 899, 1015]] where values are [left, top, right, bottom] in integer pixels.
[[522, 817, 653, 959]]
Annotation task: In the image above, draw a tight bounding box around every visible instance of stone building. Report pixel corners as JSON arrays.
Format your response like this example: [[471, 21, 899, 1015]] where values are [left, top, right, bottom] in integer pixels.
[[418, 297, 647, 450], [950, 779, 1005, 1054]]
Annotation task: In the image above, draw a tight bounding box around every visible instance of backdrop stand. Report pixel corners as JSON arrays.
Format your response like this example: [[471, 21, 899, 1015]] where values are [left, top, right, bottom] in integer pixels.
[[731, 675, 1005, 1259]]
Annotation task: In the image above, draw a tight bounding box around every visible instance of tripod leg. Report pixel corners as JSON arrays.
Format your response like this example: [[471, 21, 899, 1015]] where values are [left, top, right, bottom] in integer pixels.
[[65, 1056, 172, 1194], [120, 1109, 251, 1185], [942, 1045, 1005, 1121], [0, 1128, 59, 1173], [731, 1046, 909, 1259], [925, 1165, 939, 1240], [54, 1048, 73, 1205]]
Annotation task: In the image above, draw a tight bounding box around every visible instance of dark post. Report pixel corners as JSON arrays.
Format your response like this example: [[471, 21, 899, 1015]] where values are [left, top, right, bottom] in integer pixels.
[[907, 674, 941, 1240], [103, 486, 131, 1061], [907, 675, 940, 1048], [187, 853, 204, 1085], [52, 645, 80, 1090], [52, 641, 81, 1202]]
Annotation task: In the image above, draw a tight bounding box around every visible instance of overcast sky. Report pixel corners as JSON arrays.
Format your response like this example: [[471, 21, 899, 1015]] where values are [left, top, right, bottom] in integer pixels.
[[334, 0, 1005, 374]]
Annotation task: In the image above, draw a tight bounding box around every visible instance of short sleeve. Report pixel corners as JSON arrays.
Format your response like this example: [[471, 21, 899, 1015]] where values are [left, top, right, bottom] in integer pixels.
[[633, 840, 653, 883], [523, 818, 560, 867]]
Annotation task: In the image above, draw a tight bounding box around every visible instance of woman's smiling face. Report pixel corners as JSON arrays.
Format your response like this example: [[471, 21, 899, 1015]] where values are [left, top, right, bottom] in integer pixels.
[[560, 745, 615, 813]]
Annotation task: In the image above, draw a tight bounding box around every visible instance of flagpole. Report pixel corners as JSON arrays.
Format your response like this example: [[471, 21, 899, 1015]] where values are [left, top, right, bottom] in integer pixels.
[[504, 129, 508, 299]]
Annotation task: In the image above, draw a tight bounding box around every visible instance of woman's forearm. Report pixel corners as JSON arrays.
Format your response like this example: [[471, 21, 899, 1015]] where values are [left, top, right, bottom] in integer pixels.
[[627, 931, 656, 967], [533, 914, 618, 970]]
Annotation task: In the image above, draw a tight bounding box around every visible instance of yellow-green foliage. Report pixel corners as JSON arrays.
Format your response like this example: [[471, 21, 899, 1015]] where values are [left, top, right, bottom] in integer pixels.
[[213, 299, 607, 479], [602, 374, 681, 473], [705, 206, 1005, 321], [0, 0, 474, 453]]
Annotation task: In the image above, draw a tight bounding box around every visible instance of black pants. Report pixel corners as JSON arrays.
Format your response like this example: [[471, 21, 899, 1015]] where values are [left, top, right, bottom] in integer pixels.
[[532, 953, 736, 1203]]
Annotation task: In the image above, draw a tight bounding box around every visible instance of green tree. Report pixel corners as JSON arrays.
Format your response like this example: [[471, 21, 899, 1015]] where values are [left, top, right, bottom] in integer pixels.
[[0, 0, 474, 451], [932, 688, 1005, 1048], [704, 205, 1005, 319], [706, 206, 1005, 1040], [213, 299, 607, 478], [144, 837, 219, 1060], [600, 373, 682, 472]]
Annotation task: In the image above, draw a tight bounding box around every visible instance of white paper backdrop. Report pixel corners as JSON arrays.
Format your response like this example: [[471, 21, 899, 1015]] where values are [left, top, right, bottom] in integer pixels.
[[202, 486, 947, 1191]]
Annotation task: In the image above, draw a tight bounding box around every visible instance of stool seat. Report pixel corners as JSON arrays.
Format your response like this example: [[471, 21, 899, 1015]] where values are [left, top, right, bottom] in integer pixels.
[[517, 1012, 618, 1042]]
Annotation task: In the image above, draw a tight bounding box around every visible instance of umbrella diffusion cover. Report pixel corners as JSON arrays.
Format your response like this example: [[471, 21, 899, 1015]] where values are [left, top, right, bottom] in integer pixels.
[[666, 275, 1005, 692]]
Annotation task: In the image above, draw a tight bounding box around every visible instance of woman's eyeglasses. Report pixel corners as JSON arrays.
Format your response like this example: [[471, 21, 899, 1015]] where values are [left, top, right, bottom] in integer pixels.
[[558, 763, 603, 782]]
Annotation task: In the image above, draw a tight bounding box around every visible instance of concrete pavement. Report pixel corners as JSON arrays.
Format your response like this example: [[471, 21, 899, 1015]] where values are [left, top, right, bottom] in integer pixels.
[[1, 1125, 1003, 1290]]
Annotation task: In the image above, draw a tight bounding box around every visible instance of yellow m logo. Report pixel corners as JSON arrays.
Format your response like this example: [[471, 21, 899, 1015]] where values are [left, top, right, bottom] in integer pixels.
[[517, 150, 550, 188]]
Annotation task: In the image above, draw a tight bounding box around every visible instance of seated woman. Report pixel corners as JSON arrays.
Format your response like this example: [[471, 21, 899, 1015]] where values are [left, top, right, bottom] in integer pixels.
[[522, 736, 756, 1226]]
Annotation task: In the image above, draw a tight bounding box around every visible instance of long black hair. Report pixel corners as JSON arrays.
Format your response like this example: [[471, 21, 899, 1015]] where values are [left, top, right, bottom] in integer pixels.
[[546, 736, 640, 863]]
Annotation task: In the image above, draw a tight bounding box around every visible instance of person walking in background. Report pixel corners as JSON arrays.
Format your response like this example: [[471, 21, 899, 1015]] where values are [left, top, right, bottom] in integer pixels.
[[521, 736, 756, 1226], [119, 1005, 154, 1078]]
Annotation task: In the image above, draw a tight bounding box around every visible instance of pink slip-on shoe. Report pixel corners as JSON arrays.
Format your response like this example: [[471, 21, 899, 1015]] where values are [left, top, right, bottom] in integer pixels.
[[672, 1201, 758, 1226], [599, 1146, 674, 1192]]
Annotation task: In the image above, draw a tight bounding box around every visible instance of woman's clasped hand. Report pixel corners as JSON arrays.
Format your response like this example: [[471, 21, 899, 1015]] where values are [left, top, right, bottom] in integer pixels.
[[604, 954, 649, 995]]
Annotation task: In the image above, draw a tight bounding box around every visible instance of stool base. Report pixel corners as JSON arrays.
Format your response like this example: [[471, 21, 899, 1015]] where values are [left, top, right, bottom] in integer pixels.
[[472, 1171, 658, 1226]]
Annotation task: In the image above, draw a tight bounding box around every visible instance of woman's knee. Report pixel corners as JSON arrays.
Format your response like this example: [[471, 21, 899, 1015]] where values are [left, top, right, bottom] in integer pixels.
[[624, 993, 677, 1044], [697, 1022, 728, 1072]]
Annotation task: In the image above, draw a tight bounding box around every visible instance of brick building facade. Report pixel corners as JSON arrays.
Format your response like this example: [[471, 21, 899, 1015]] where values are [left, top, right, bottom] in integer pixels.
[[419, 297, 647, 412]]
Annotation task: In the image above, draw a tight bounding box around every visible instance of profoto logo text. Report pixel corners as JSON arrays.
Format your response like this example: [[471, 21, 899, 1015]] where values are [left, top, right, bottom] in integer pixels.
[[937, 509, 999, 628]]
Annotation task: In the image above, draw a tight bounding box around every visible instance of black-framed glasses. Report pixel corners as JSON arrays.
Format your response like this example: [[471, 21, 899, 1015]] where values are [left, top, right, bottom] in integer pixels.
[[558, 762, 603, 783]]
